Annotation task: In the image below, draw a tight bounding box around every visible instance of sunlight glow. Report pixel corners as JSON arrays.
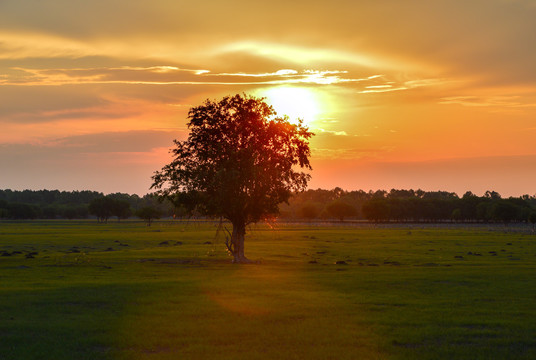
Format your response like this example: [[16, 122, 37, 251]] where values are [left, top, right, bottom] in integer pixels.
[[260, 86, 322, 127]]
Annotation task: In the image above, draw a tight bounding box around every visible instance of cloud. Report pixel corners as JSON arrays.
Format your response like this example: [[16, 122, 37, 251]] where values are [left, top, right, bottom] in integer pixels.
[[311, 147, 392, 161], [0, 31, 95, 60], [52, 130, 180, 153], [315, 128, 348, 136], [356, 76, 449, 94], [0, 85, 112, 122], [2, 66, 393, 88], [439, 95, 536, 108], [0, 130, 179, 154], [359, 86, 408, 94]]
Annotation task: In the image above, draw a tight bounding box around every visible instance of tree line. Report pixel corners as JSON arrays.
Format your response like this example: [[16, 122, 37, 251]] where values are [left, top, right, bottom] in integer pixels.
[[0, 189, 174, 222], [282, 188, 536, 224], [1, 188, 536, 224]]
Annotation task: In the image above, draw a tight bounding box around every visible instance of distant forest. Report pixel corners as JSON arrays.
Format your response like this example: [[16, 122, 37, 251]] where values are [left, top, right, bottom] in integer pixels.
[[1, 188, 536, 224], [0, 190, 171, 222]]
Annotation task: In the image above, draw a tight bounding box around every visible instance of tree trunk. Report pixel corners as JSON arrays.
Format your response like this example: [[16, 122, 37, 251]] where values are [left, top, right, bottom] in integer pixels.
[[231, 221, 251, 263]]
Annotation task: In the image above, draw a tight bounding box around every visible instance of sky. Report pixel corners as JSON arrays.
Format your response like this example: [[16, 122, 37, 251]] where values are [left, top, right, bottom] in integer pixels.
[[1, 0, 536, 197]]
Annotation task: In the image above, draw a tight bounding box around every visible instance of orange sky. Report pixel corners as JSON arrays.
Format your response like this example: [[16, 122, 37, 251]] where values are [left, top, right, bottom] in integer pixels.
[[1, 0, 536, 196]]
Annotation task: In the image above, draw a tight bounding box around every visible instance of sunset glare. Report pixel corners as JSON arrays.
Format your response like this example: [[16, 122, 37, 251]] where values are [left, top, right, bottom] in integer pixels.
[[2, 0, 536, 196], [260, 86, 322, 127]]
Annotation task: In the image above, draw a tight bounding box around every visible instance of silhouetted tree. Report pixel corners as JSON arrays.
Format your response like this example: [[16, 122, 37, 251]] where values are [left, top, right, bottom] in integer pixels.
[[6, 203, 39, 219], [136, 206, 161, 226], [326, 201, 357, 221], [88, 197, 114, 222], [451, 208, 462, 222], [299, 203, 319, 219], [111, 200, 131, 221], [362, 198, 390, 222], [151, 94, 313, 263], [0, 199, 8, 218], [529, 212, 536, 230]]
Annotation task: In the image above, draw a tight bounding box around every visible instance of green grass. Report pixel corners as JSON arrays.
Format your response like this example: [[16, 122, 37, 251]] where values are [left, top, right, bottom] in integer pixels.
[[1, 220, 535, 359]]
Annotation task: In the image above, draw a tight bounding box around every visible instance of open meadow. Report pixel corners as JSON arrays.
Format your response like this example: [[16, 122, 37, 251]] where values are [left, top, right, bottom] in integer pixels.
[[0, 220, 535, 359]]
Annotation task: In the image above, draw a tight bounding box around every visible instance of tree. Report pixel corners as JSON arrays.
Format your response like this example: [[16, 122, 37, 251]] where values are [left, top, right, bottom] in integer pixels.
[[529, 212, 536, 231], [451, 208, 462, 222], [151, 94, 313, 263], [0, 199, 8, 218], [326, 201, 357, 221], [6, 203, 40, 219], [362, 198, 390, 222], [136, 206, 161, 226], [111, 199, 131, 221], [299, 203, 319, 220], [88, 197, 114, 222]]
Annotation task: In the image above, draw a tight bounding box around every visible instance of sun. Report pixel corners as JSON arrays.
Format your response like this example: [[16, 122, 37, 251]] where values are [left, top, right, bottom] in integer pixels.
[[260, 86, 322, 127]]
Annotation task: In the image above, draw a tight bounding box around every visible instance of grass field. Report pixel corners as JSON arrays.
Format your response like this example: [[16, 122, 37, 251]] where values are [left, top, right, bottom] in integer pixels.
[[1, 220, 535, 359]]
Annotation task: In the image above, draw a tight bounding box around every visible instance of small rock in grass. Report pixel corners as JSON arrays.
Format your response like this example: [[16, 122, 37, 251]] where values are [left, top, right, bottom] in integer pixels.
[[203, 241, 212, 245], [308, 260, 318, 264], [105, 247, 114, 251], [335, 260, 347, 265], [174, 241, 183, 246], [467, 252, 473, 255], [159, 241, 170, 246], [454, 255, 464, 259]]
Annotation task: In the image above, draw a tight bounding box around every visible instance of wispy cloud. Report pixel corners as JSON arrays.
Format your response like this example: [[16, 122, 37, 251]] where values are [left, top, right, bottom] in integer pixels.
[[439, 95, 536, 108], [358, 76, 449, 94], [1, 66, 389, 87], [0, 31, 95, 60], [316, 128, 348, 136], [213, 41, 406, 70], [312, 147, 393, 160]]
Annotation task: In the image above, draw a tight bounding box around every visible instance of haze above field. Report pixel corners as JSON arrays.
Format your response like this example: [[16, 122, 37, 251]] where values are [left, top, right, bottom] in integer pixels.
[[1, 0, 536, 196]]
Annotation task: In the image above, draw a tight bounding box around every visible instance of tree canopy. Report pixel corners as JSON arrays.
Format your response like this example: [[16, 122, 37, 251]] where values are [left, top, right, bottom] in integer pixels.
[[151, 94, 313, 263]]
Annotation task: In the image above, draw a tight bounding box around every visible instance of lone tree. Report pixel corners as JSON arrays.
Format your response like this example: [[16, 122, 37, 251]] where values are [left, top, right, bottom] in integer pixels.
[[151, 94, 313, 263]]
